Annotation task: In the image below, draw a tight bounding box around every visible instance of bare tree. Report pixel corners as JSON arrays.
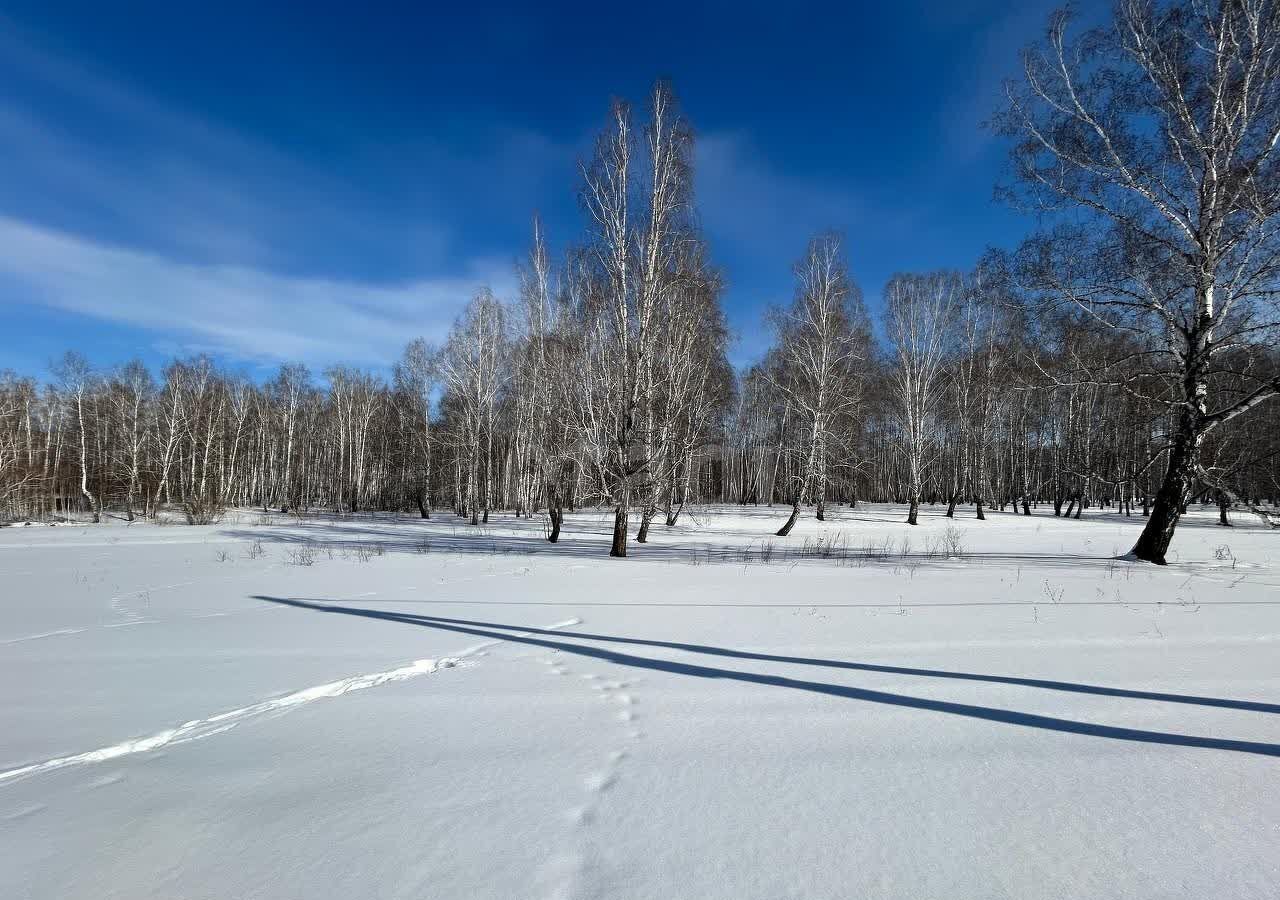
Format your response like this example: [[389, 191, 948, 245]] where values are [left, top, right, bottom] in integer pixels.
[[999, 0, 1280, 561], [768, 233, 868, 536], [394, 338, 438, 518], [53, 353, 101, 523], [580, 81, 693, 556], [944, 269, 1004, 519], [268, 364, 309, 512], [885, 272, 959, 525], [108, 360, 154, 521], [439, 289, 508, 525]]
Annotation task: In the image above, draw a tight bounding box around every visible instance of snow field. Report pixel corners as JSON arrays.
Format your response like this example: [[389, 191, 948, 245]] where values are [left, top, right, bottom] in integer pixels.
[[1, 503, 1277, 898]]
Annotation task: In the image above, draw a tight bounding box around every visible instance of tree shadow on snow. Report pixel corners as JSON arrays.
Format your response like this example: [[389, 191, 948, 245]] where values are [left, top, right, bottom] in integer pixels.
[[255, 596, 1280, 758], [222, 523, 1127, 573]]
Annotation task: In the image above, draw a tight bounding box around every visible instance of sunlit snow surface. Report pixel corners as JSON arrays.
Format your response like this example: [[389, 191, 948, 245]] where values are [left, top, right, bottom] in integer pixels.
[[2, 503, 1277, 899]]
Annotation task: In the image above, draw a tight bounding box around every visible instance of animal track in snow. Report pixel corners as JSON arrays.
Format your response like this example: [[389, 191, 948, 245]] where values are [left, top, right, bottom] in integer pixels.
[[537, 648, 646, 828], [531, 634, 654, 898], [582, 770, 617, 793]]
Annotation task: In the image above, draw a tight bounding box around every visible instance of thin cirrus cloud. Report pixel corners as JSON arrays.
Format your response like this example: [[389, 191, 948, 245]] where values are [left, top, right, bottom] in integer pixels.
[[696, 132, 868, 256], [695, 132, 856, 366], [694, 131, 931, 365], [0, 27, 383, 274], [0, 215, 515, 368], [0, 15, 978, 375], [0, 24, 543, 370]]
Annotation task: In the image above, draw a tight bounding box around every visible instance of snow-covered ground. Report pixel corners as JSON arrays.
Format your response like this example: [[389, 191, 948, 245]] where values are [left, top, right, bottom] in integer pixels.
[[2, 503, 1277, 899]]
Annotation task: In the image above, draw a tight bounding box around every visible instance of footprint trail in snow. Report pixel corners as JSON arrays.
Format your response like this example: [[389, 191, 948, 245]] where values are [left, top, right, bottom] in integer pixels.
[[537, 645, 647, 897]]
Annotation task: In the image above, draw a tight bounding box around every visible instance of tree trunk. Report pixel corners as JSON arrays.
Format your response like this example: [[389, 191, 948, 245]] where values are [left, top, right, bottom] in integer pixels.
[[636, 503, 655, 543], [776, 497, 801, 536], [906, 498, 919, 526], [1132, 433, 1197, 564], [667, 451, 692, 526], [665, 501, 683, 527], [76, 396, 99, 524], [547, 485, 563, 543], [468, 456, 480, 525], [610, 500, 628, 557]]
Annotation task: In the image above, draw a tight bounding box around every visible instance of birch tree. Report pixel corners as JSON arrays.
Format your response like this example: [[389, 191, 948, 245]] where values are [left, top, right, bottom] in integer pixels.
[[999, 0, 1280, 561], [439, 289, 507, 525], [394, 338, 438, 518], [580, 81, 693, 557], [885, 272, 959, 525], [54, 353, 101, 523], [769, 233, 868, 536], [108, 360, 154, 521]]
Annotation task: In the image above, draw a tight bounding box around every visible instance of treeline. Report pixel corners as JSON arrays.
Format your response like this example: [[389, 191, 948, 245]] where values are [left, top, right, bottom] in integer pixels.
[[2, 258, 1276, 541], [4, 1, 1280, 564], [726, 271, 1280, 526]]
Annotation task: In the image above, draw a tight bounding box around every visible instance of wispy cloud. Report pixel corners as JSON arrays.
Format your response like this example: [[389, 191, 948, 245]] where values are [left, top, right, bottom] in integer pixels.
[[696, 132, 866, 258], [695, 132, 929, 366], [0, 216, 513, 367], [0, 24, 382, 272], [0, 21, 563, 369], [695, 132, 856, 366]]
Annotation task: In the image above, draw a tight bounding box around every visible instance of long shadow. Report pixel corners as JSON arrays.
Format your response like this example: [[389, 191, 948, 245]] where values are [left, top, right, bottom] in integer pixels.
[[287, 596, 1280, 608], [264, 601, 1280, 714], [256, 596, 1280, 758]]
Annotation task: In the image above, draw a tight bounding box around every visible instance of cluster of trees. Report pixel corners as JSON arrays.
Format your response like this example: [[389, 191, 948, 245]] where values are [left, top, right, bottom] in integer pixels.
[[0, 84, 734, 562], [3, 2, 1279, 563], [726, 263, 1280, 535]]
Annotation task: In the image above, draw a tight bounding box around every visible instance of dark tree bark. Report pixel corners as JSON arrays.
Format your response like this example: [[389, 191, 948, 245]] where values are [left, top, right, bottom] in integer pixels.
[[1132, 432, 1196, 564], [665, 500, 684, 527], [547, 484, 563, 543], [610, 499, 628, 558], [776, 497, 801, 536]]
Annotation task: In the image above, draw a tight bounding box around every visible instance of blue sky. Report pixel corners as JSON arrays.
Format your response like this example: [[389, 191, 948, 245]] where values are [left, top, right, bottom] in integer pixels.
[[0, 0, 1104, 378]]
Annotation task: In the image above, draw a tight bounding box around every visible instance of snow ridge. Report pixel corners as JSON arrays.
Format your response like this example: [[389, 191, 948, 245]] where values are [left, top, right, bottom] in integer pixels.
[[0, 616, 581, 786]]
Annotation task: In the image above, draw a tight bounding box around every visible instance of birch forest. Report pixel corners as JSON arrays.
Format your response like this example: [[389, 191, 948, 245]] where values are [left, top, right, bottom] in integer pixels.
[[3, 2, 1280, 564]]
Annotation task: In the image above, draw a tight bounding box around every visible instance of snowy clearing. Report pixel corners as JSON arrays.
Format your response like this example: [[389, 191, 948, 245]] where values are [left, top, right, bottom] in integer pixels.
[[2, 503, 1278, 899]]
